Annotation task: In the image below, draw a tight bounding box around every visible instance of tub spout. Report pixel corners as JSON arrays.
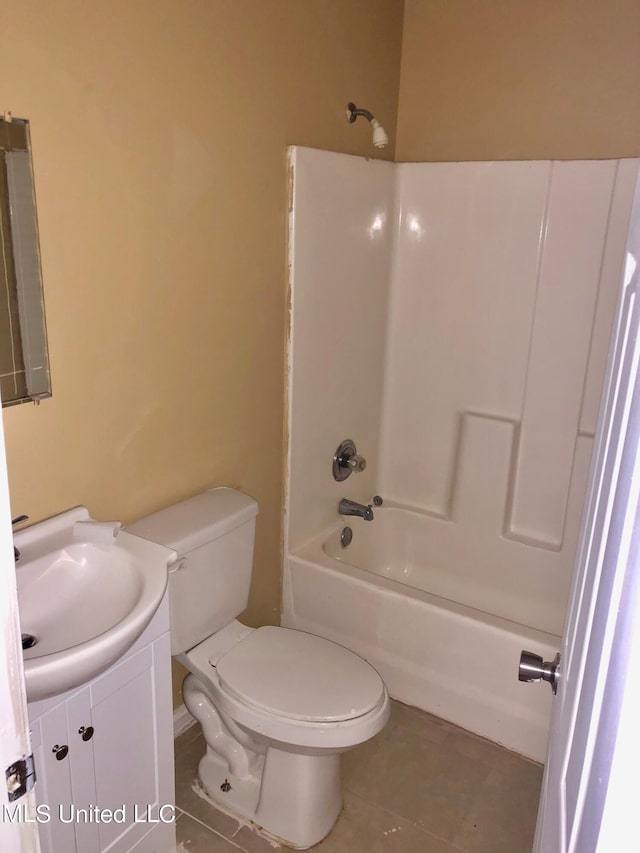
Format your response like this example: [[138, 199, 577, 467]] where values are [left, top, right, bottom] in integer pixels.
[[338, 498, 374, 521]]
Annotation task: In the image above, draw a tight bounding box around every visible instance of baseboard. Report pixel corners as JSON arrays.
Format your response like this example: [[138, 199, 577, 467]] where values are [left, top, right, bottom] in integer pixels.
[[173, 703, 196, 738]]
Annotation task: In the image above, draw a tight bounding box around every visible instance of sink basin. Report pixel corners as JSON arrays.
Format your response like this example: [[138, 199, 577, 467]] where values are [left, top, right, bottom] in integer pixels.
[[15, 506, 177, 703]]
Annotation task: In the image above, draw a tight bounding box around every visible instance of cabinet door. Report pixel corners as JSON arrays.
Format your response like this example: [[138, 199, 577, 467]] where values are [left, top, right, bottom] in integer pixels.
[[66, 688, 100, 852], [31, 700, 77, 853], [29, 629, 175, 853], [87, 635, 174, 853]]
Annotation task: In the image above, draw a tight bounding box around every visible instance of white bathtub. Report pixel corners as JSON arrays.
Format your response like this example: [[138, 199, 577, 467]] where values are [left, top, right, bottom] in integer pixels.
[[283, 507, 559, 762]]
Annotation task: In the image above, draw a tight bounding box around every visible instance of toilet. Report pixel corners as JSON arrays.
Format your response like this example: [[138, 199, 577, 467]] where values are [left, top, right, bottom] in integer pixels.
[[127, 487, 390, 849]]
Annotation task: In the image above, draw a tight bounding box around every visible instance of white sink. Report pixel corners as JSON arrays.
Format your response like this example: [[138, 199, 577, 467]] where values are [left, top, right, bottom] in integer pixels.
[[15, 507, 177, 702]]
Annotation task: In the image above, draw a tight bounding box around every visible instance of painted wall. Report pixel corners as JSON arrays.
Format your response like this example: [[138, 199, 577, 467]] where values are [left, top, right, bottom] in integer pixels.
[[0, 0, 404, 708], [287, 150, 638, 637], [397, 0, 640, 162]]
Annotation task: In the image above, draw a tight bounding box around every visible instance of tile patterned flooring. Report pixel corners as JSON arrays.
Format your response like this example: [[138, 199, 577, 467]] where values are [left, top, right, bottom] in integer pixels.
[[174, 701, 543, 852]]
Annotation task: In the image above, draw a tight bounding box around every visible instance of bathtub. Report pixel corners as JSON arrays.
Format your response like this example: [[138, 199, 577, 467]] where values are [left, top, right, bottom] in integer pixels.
[[283, 507, 559, 762]]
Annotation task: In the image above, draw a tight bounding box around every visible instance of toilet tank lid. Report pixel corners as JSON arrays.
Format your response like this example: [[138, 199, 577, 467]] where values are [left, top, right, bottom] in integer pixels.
[[125, 488, 258, 555]]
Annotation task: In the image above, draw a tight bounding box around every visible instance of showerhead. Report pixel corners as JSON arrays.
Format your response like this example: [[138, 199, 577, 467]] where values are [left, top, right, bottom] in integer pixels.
[[370, 119, 389, 149], [346, 102, 388, 149]]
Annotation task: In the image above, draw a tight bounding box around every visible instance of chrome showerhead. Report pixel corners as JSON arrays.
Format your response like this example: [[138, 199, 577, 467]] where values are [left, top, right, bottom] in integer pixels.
[[346, 102, 389, 149]]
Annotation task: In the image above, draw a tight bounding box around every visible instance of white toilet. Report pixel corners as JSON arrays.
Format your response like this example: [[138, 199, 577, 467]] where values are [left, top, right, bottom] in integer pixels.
[[127, 487, 390, 849]]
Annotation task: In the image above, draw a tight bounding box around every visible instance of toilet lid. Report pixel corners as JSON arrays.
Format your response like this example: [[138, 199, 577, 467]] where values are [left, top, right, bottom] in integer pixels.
[[215, 626, 385, 722]]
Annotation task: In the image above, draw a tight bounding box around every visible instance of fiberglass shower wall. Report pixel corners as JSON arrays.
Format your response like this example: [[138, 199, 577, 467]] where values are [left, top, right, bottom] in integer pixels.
[[286, 148, 395, 552], [286, 147, 639, 633]]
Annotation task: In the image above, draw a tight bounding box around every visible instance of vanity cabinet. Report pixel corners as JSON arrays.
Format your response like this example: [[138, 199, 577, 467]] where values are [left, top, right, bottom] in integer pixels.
[[28, 595, 175, 853]]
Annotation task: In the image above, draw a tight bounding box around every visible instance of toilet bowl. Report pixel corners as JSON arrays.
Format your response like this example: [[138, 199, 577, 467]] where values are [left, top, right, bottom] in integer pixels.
[[181, 623, 389, 847], [126, 488, 390, 849]]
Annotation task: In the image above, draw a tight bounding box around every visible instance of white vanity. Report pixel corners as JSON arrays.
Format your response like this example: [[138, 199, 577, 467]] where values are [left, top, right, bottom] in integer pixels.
[[15, 509, 177, 853], [27, 597, 175, 853]]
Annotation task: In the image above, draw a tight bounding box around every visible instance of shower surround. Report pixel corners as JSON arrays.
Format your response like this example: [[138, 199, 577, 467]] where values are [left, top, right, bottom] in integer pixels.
[[283, 147, 639, 760]]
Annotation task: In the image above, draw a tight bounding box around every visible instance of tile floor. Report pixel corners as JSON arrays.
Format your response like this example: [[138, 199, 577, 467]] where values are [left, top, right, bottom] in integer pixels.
[[174, 701, 543, 852]]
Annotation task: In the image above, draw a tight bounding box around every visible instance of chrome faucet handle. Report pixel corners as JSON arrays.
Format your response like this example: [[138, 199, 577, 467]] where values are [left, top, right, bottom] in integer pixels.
[[12, 515, 28, 563], [333, 439, 367, 481], [345, 454, 366, 473]]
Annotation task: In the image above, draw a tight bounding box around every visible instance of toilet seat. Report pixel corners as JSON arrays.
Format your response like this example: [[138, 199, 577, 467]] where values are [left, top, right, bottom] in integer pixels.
[[216, 626, 385, 723], [213, 671, 388, 751], [180, 623, 390, 750]]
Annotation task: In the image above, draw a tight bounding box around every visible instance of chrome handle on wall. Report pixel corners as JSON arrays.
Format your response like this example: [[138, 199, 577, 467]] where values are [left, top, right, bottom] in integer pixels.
[[333, 439, 367, 482], [346, 454, 367, 472]]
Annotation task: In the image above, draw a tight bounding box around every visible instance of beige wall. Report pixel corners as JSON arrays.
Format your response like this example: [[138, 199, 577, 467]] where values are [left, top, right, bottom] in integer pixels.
[[1, 0, 403, 707], [397, 0, 640, 161]]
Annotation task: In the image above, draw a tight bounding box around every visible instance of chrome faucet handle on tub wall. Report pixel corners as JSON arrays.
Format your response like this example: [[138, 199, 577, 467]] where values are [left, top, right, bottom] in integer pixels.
[[332, 439, 366, 482]]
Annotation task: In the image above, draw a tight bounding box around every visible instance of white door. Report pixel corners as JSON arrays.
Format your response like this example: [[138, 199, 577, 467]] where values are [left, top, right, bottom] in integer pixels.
[[0, 404, 40, 851], [534, 176, 640, 851]]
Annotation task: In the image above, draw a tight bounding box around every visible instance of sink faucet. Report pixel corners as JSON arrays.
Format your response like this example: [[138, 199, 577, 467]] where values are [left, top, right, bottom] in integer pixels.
[[338, 498, 374, 522], [12, 515, 29, 562]]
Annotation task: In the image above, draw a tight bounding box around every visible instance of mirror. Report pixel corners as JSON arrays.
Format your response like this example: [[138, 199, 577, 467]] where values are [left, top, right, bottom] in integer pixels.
[[0, 116, 51, 406]]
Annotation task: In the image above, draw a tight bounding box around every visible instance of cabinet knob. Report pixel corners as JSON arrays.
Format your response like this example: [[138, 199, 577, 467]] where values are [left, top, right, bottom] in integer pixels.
[[78, 726, 94, 742], [52, 744, 69, 761]]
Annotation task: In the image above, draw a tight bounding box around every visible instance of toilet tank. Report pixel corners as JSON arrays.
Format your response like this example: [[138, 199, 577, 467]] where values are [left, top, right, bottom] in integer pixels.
[[126, 488, 259, 654]]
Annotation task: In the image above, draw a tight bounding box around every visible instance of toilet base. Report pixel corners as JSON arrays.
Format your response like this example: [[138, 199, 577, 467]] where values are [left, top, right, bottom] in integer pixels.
[[197, 740, 343, 849]]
